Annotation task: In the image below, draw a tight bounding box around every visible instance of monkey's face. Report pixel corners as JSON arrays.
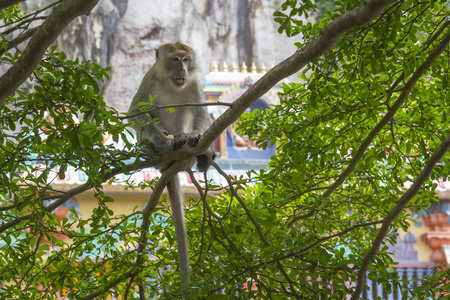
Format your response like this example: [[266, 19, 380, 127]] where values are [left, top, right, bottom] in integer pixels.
[[166, 52, 191, 88]]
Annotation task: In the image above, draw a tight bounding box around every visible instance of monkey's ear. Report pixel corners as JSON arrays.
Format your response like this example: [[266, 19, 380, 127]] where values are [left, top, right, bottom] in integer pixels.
[[155, 48, 159, 59]]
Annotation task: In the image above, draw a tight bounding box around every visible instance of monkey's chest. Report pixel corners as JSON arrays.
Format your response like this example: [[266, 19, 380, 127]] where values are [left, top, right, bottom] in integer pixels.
[[157, 107, 194, 134]]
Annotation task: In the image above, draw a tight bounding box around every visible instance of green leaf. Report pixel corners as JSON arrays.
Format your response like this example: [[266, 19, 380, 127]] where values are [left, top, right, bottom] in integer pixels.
[[83, 72, 100, 93]]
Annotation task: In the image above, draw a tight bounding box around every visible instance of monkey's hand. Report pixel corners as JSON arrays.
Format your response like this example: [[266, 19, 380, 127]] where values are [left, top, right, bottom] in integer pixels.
[[143, 127, 173, 154], [172, 131, 201, 150], [173, 132, 187, 150], [186, 131, 201, 147]]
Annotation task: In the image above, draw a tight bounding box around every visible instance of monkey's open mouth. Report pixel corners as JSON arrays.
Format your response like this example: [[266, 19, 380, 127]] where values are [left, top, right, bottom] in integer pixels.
[[174, 78, 186, 86]]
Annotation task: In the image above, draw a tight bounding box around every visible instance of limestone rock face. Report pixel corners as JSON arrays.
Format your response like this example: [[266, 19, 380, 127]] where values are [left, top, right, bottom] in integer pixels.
[[26, 0, 300, 112]]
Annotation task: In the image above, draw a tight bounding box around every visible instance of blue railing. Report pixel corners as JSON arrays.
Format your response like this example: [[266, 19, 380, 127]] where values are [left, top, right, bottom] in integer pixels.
[[362, 267, 435, 300]]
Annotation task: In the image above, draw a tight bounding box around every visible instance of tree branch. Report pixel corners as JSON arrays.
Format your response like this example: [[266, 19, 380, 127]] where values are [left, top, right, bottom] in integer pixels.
[[0, 0, 100, 107], [81, 270, 140, 300], [0, 154, 166, 233], [186, 167, 242, 255], [121, 101, 232, 120], [289, 32, 450, 227], [350, 132, 450, 299], [0, 26, 40, 57], [348, 32, 450, 300]]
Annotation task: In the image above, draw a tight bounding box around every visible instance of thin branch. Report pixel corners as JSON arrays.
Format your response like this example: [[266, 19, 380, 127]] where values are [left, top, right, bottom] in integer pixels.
[[0, 26, 40, 57], [310, 32, 450, 216], [0, 155, 164, 233], [278, 220, 383, 262], [123, 275, 135, 300], [276, 261, 300, 299], [424, 19, 450, 49], [288, 208, 316, 228], [349, 32, 450, 300], [186, 168, 242, 255], [81, 270, 140, 300], [121, 101, 233, 120], [186, 168, 207, 261]]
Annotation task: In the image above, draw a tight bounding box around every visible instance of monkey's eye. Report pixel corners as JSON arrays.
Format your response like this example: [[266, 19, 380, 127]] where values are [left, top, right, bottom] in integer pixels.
[[183, 57, 190, 62], [172, 57, 180, 61]]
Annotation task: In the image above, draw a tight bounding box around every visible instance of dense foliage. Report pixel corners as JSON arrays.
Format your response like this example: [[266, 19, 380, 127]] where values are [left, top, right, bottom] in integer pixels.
[[1, 0, 450, 299]]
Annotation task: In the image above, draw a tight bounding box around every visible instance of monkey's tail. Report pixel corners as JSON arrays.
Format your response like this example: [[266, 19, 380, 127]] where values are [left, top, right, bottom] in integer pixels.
[[167, 174, 190, 293]]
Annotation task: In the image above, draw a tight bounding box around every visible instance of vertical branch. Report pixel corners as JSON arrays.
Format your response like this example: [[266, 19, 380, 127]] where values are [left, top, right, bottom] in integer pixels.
[[211, 161, 270, 246], [351, 134, 450, 299], [186, 168, 240, 255]]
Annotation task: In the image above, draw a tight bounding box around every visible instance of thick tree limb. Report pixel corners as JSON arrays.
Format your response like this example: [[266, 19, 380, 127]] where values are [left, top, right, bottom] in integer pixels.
[[0, 0, 100, 107]]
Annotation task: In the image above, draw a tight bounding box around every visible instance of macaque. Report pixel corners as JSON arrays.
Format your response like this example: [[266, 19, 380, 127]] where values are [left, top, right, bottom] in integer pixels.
[[128, 41, 214, 293]]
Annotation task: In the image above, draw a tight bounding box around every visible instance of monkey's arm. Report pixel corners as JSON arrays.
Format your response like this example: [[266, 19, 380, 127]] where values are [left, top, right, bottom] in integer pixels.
[[192, 105, 212, 132], [128, 72, 174, 154], [129, 108, 173, 154], [191, 104, 212, 143]]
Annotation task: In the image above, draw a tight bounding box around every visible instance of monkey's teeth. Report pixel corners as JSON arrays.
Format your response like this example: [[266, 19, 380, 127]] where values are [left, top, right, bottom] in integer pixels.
[[175, 78, 185, 85]]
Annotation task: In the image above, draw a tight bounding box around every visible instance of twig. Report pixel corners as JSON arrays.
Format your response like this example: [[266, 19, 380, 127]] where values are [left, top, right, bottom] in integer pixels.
[[121, 101, 233, 120], [186, 168, 242, 255]]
